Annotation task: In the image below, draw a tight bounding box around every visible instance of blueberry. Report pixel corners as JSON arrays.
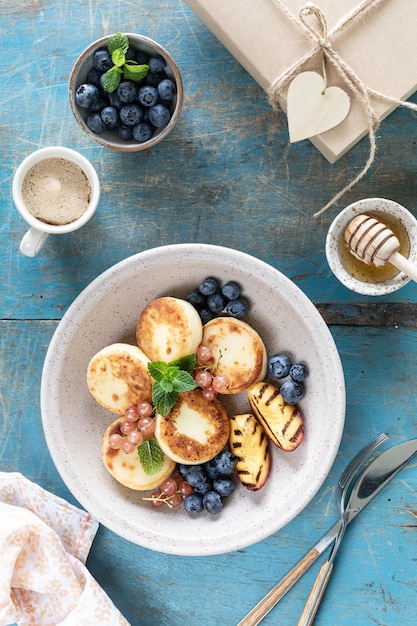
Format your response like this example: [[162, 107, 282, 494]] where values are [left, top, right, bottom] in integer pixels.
[[203, 459, 221, 480], [75, 83, 100, 108], [125, 46, 136, 61], [178, 464, 191, 480], [117, 81, 138, 103], [199, 278, 219, 296], [86, 112, 106, 133], [144, 71, 165, 88], [184, 466, 207, 490], [86, 67, 103, 87], [148, 55, 166, 73], [101, 106, 119, 128], [93, 49, 112, 72], [199, 308, 215, 324], [89, 96, 109, 113], [186, 290, 206, 308], [118, 125, 133, 140], [138, 85, 159, 107], [213, 476, 235, 497], [183, 493, 204, 516], [194, 477, 212, 495], [280, 379, 304, 404], [224, 297, 249, 319], [157, 78, 176, 101], [203, 491, 223, 514], [132, 122, 153, 142], [108, 91, 123, 109], [290, 363, 309, 383], [148, 103, 170, 128], [207, 292, 226, 313], [136, 50, 150, 65], [268, 354, 292, 379], [221, 281, 240, 301], [213, 449, 236, 475], [119, 104, 142, 126]]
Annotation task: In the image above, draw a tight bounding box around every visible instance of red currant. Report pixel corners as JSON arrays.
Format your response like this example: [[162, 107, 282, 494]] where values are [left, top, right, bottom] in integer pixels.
[[212, 374, 230, 394], [195, 369, 213, 388], [196, 344, 213, 362]]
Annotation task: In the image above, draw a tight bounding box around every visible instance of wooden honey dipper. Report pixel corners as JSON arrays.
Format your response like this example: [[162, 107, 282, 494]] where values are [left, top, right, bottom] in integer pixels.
[[344, 214, 417, 282]]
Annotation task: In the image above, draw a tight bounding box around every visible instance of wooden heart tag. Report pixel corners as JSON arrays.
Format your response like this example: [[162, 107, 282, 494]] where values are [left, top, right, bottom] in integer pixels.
[[287, 71, 350, 142]]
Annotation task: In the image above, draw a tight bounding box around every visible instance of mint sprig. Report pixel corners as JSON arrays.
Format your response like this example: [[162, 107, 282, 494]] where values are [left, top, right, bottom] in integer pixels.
[[148, 355, 197, 416], [138, 437, 165, 475], [102, 32, 149, 93]]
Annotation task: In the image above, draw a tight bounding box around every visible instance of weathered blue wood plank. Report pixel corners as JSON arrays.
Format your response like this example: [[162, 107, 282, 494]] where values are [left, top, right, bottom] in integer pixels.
[[2, 2, 417, 320]]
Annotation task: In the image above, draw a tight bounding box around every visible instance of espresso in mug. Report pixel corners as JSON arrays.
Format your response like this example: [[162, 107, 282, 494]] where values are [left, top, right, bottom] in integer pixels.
[[21, 157, 91, 226]]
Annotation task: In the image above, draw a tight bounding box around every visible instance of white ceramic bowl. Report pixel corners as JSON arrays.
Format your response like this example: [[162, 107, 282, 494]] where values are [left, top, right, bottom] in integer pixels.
[[41, 244, 345, 556], [69, 33, 183, 151], [326, 198, 417, 296]]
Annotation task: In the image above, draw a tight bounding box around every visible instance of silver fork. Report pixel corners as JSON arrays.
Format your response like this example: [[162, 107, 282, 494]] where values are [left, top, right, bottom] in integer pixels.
[[237, 432, 389, 626], [297, 431, 389, 625]]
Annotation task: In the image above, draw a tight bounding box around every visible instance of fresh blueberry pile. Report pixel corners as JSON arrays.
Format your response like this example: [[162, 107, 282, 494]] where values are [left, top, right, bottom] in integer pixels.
[[186, 278, 249, 324], [267, 354, 309, 404], [75, 44, 177, 143], [179, 448, 236, 515]]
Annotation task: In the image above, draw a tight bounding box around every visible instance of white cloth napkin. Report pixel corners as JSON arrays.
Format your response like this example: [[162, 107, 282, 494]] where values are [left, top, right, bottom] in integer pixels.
[[0, 472, 131, 626]]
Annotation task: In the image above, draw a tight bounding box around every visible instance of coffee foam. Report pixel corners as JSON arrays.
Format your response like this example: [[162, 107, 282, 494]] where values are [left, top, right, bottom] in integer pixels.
[[21, 157, 91, 225]]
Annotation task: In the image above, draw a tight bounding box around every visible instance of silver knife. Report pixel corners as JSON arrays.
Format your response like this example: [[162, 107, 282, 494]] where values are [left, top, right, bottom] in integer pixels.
[[237, 438, 417, 626]]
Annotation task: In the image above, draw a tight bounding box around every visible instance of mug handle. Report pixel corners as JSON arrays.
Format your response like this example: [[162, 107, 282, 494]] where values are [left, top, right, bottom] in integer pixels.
[[20, 227, 49, 257]]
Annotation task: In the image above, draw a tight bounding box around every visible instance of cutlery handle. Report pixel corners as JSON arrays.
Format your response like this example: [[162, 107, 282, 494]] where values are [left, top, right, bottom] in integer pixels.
[[297, 560, 333, 626], [237, 548, 321, 626]]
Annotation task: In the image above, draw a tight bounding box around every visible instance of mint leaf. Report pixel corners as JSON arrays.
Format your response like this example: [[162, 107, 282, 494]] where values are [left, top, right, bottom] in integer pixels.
[[138, 437, 164, 475], [111, 48, 126, 68], [108, 32, 129, 56], [172, 369, 197, 393], [170, 354, 197, 372], [103, 65, 122, 93], [149, 354, 198, 416], [160, 379, 175, 393], [148, 361, 169, 382], [102, 34, 149, 92], [152, 382, 179, 416], [123, 61, 149, 82]]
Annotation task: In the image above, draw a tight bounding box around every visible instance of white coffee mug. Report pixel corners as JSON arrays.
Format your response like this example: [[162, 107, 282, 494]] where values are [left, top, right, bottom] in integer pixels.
[[12, 146, 100, 257]]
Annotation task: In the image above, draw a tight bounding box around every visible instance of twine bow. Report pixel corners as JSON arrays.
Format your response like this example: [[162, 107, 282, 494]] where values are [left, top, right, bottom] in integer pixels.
[[269, 0, 417, 217]]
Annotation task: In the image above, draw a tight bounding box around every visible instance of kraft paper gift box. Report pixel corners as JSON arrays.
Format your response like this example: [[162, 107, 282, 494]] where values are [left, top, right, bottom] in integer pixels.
[[183, 0, 417, 163]]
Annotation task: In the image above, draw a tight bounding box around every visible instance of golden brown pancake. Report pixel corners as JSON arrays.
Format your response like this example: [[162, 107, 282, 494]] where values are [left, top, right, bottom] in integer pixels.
[[136, 296, 203, 362], [87, 343, 152, 415]]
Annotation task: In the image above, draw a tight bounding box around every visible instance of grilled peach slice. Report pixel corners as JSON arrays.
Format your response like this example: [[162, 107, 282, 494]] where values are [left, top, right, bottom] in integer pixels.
[[248, 382, 304, 451], [229, 413, 271, 491]]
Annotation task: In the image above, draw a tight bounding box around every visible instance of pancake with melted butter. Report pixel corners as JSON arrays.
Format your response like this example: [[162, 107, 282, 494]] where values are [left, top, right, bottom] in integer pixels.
[[201, 317, 267, 394], [155, 389, 229, 464], [136, 296, 203, 362], [102, 417, 176, 490], [87, 343, 152, 415]]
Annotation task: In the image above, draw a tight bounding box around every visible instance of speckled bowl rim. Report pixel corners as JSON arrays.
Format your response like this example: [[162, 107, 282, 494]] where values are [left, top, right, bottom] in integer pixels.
[[41, 244, 345, 556], [326, 198, 417, 296], [69, 33, 183, 152]]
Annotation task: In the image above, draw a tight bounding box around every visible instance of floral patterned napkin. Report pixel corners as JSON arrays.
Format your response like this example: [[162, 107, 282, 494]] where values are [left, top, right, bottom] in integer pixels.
[[0, 472, 130, 626]]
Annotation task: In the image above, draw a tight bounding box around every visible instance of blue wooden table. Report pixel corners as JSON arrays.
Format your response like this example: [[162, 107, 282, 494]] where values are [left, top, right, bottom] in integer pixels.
[[1, 2, 417, 625]]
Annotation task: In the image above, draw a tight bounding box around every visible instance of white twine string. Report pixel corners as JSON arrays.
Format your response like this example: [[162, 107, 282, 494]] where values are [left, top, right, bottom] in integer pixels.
[[269, 0, 417, 217]]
